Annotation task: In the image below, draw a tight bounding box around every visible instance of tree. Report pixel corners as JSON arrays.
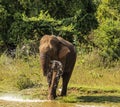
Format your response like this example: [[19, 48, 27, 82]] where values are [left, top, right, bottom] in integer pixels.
[[93, 0, 120, 60], [0, 0, 23, 48], [0, 0, 98, 53]]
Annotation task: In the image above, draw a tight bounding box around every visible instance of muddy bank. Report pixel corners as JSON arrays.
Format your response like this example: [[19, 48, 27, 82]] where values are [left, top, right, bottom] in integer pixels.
[[0, 100, 74, 107], [0, 87, 120, 107], [0, 99, 120, 107], [0, 100, 107, 107]]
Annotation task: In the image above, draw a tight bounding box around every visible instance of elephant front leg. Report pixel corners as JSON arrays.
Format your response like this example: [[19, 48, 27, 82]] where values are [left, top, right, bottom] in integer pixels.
[[61, 72, 72, 96], [47, 71, 58, 100]]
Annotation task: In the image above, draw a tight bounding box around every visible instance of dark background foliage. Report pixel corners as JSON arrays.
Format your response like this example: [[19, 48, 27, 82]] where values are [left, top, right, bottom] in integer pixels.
[[0, 0, 120, 60]]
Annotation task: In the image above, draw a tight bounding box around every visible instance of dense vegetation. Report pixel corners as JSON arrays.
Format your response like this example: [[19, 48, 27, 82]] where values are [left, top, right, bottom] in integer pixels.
[[1, 0, 120, 62], [0, 1, 120, 104], [0, 53, 120, 103]]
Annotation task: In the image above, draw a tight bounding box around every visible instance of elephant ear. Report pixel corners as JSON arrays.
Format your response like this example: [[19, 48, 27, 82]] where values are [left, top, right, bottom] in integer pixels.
[[58, 45, 70, 59]]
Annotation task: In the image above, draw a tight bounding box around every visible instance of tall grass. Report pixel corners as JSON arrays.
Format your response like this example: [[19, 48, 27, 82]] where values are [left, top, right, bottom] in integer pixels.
[[70, 51, 120, 90], [0, 51, 120, 92], [0, 54, 46, 92]]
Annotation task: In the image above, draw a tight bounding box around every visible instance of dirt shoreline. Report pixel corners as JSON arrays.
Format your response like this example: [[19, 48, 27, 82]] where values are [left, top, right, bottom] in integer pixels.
[[0, 100, 75, 107], [1, 100, 120, 107]]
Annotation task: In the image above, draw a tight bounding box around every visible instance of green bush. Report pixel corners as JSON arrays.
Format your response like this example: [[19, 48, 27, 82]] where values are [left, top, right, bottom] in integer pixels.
[[93, 19, 120, 61], [0, 0, 98, 53], [17, 74, 34, 90]]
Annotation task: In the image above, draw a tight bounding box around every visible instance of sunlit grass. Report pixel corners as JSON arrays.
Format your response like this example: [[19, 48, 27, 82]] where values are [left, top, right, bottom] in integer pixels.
[[70, 53, 120, 90], [0, 52, 120, 101], [0, 54, 46, 92]]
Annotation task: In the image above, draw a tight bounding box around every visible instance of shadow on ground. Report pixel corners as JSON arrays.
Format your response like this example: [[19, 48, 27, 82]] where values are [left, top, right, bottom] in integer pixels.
[[76, 95, 120, 103]]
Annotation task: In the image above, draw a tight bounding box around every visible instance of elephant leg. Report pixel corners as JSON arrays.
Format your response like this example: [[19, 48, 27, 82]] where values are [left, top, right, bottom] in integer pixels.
[[61, 53, 76, 96], [61, 72, 72, 96]]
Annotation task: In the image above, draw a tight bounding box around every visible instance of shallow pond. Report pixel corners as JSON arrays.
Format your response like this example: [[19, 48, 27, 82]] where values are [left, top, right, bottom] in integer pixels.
[[0, 95, 119, 107]]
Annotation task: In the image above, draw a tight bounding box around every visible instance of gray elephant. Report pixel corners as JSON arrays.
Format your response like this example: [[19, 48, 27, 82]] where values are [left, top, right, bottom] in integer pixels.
[[39, 35, 76, 100]]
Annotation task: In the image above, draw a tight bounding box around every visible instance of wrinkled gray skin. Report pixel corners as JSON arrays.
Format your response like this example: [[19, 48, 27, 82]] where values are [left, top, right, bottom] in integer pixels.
[[39, 35, 76, 100]]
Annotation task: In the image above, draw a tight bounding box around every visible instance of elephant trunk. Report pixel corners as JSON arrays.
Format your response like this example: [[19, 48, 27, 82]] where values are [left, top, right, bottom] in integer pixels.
[[40, 53, 50, 76], [47, 60, 63, 100], [48, 71, 57, 100]]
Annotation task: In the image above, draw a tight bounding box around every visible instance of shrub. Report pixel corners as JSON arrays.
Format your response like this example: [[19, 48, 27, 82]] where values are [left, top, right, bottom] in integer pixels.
[[17, 74, 34, 90], [93, 19, 120, 61]]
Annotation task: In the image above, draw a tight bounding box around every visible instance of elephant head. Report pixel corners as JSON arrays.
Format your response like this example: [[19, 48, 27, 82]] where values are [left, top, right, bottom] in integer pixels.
[[39, 35, 70, 76], [39, 35, 76, 100]]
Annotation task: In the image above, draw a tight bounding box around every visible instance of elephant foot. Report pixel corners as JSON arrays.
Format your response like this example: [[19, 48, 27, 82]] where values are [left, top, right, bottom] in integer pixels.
[[60, 90, 67, 96], [60, 93, 66, 96], [48, 87, 57, 100], [47, 94, 57, 100]]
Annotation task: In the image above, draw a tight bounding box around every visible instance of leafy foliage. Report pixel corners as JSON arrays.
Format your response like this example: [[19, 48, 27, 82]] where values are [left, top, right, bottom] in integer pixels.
[[17, 74, 34, 90], [94, 20, 120, 60], [0, 0, 98, 51], [93, 0, 120, 60], [0, 0, 120, 61]]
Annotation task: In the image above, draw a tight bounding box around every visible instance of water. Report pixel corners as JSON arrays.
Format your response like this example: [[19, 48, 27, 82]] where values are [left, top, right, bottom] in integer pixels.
[[0, 95, 119, 107], [0, 95, 47, 102], [0, 95, 73, 107]]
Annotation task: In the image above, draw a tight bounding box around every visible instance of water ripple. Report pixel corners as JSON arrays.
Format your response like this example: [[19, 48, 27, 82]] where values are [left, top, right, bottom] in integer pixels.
[[0, 95, 48, 102]]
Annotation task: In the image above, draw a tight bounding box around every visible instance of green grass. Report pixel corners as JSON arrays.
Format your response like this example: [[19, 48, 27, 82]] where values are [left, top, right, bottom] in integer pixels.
[[0, 53, 120, 104], [70, 53, 120, 89]]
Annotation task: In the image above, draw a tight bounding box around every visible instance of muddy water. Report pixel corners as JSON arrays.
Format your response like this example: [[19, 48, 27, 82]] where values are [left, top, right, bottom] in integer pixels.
[[0, 96, 119, 107], [0, 100, 107, 107], [0, 100, 115, 107], [0, 100, 74, 107], [0, 96, 72, 107], [0, 100, 118, 107]]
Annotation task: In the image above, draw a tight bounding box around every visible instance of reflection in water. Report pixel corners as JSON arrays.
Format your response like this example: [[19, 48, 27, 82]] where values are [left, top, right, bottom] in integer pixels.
[[0, 95, 47, 102], [0, 95, 74, 107], [0, 95, 115, 107]]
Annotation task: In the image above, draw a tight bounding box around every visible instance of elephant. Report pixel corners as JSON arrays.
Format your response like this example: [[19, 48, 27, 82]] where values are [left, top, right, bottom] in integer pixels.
[[39, 35, 76, 100]]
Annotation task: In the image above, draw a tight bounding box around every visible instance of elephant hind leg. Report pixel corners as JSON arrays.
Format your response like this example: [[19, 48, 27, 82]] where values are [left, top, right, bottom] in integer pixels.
[[61, 53, 76, 96], [61, 72, 72, 96]]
